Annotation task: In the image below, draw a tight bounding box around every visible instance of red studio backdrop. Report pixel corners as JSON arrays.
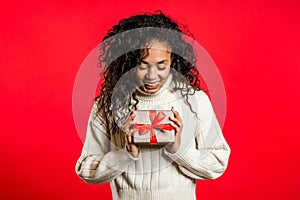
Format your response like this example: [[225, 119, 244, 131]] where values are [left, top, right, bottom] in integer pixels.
[[1, 0, 300, 199]]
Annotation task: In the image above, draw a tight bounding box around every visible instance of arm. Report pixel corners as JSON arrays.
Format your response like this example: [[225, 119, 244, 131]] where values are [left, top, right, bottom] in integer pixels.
[[75, 103, 140, 184], [164, 91, 231, 179]]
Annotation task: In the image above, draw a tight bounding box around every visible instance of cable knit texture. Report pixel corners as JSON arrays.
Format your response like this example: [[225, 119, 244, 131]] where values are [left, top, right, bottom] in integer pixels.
[[76, 75, 231, 200]]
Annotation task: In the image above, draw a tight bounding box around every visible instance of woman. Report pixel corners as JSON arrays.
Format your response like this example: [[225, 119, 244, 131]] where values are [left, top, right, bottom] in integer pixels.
[[76, 11, 230, 200]]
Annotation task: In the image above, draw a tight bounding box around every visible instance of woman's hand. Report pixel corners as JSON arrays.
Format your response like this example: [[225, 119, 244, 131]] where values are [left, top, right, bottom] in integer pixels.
[[165, 107, 183, 154], [123, 110, 140, 158]]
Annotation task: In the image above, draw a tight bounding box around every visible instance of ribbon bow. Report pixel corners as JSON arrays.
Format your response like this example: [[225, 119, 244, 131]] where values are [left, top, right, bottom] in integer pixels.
[[133, 110, 174, 144]]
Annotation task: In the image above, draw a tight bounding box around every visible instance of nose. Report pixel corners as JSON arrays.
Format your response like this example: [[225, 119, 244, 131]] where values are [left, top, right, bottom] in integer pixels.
[[146, 66, 158, 79]]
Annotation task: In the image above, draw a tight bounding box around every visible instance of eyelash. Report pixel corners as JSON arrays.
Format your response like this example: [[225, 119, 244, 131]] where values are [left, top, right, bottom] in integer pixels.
[[157, 66, 166, 70], [138, 65, 166, 70], [138, 65, 147, 70]]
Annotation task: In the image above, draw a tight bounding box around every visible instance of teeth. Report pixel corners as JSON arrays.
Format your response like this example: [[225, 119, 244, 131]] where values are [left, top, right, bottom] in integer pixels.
[[145, 82, 158, 86]]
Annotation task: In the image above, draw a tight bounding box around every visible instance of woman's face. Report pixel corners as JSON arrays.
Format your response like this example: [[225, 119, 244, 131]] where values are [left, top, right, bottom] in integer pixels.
[[136, 40, 171, 94]]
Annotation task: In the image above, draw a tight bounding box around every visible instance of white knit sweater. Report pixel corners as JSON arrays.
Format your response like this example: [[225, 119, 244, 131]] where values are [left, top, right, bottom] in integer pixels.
[[76, 75, 231, 200]]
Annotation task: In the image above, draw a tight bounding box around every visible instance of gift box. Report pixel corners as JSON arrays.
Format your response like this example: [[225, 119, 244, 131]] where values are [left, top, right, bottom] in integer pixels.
[[132, 110, 175, 145]]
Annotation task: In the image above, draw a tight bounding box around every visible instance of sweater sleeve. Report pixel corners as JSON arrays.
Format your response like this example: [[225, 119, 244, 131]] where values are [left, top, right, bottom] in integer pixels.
[[75, 103, 141, 184], [163, 91, 231, 180]]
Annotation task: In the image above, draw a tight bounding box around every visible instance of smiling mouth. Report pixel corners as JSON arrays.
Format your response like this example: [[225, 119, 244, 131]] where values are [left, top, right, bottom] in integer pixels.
[[143, 82, 159, 90]]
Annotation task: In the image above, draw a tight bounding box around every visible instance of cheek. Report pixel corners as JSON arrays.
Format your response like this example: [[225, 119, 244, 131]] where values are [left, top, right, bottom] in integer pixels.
[[161, 68, 171, 79], [136, 71, 145, 81]]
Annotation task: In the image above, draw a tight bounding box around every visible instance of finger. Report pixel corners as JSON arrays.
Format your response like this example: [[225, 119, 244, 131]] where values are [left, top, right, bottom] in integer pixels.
[[123, 122, 130, 132], [126, 113, 136, 127], [130, 144, 139, 153], [171, 107, 182, 122], [125, 130, 131, 137], [125, 133, 130, 150], [123, 113, 136, 131], [169, 116, 182, 128], [128, 120, 138, 132], [130, 112, 136, 119], [169, 122, 180, 134], [129, 120, 138, 127], [125, 114, 135, 126], [125, 110, 135, 121], [129, 127, 136, 136], [127, 133, 132, 144], [129, 108, 135, 113]]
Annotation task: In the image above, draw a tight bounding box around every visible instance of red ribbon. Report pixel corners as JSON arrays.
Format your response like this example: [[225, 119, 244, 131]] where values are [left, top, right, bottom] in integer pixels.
[[133, 110, 174, 144]]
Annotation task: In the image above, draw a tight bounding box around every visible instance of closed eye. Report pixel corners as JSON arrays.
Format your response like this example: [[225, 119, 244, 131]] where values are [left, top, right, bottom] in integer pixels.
[[157, 65, 166, 70], [138, 65, 148, 70]]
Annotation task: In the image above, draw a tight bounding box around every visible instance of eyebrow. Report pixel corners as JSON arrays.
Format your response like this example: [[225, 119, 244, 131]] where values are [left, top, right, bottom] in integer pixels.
[[141, 59, 168, 64]]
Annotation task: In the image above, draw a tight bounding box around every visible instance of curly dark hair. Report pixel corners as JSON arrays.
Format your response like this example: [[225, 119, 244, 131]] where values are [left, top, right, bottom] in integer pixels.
[[95, 11, 202, 134]]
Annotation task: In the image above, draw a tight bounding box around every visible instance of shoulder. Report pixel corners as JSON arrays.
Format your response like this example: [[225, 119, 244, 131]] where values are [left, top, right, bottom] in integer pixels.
[[88, 101, 108, 133], [194, 90, 212, 105], [190, 90, 214, 117], [189, 89, 212, 106]]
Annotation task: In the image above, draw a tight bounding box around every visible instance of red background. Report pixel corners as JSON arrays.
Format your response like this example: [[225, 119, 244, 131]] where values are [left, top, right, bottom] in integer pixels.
[[1, 0, 300, 199]]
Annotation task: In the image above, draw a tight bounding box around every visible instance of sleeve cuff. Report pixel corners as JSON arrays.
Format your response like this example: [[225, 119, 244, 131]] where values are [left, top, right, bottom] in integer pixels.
[[163, 143, 193, 165], [125, 149, 141, 161]]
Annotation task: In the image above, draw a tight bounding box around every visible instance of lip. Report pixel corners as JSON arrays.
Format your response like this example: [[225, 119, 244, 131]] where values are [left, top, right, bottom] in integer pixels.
[[144, 79, 160, 84], [143, 82, 159, 90], [144, 82, 159, 86]]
